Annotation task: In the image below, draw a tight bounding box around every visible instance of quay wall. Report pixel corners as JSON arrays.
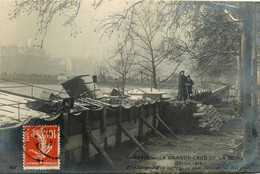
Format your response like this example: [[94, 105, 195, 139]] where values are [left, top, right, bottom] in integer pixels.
[[0, 101, 161, 168]]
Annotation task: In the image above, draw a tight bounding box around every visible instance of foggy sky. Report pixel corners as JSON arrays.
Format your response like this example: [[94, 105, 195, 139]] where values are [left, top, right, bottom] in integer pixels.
[[1, 0, 192, 77], [1, 0, 128, 60]]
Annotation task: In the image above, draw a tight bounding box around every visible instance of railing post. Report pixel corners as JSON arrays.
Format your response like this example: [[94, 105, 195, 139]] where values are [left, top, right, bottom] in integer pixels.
[[18, 103, 20, 121], [31, 86, 33, 97], [101, 108, 107, 148]]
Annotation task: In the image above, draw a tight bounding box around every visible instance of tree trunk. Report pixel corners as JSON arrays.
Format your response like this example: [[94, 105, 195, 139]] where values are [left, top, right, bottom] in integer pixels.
[[151, 56, 157, 89], [152, 67, 157, 89], [241, 2, 254, 159], [236, 31, 244, 118], [251, 2, 258, 138], [122, 75, 126, 95], [237, 36, 243, 103]]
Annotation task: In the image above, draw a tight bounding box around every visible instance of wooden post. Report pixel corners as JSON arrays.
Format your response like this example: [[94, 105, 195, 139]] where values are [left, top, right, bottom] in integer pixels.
[[159, 101, 163, 119], [101, 108, 107, 131], [101, 108, 108, 148], [141, 117, 166, 139], [116, 106, 122, 147], [138, 105, 144, 140], [62, 112, 69, 163], [82, 110, 90, 163], [63, 113, 69, 144], [128, 108, 132, 122], [133, 106, 137, 123], [152, 103, 157, 128]]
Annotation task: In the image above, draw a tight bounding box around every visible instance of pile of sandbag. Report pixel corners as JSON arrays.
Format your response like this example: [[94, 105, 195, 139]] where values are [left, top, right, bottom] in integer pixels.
[[192, 103, 225, 131]]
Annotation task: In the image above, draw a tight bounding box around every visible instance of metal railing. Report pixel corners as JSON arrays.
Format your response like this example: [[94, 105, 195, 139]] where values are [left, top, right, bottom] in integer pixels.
[[0, 78, 66, 121], [0, 102, 28, 121], [0, 78, 67, 98]]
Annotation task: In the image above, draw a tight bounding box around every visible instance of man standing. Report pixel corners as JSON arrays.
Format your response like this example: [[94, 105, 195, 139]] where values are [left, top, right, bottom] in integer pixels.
[[178, 70, 188, 101], [187, 75, 194, 99]]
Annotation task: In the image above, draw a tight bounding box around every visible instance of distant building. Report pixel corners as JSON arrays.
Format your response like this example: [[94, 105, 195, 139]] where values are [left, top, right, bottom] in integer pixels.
[[57, 74, 68, 82], [1, 45, 66, 76]]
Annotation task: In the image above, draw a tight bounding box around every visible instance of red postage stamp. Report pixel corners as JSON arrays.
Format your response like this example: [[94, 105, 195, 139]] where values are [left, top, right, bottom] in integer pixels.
[[23, 125, 60, 170]]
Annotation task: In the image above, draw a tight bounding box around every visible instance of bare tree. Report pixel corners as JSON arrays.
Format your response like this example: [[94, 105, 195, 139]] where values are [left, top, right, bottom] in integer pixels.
[[99, 1, 190, 88], [9, 0, 104, 48], [99, 40, 135, 94]]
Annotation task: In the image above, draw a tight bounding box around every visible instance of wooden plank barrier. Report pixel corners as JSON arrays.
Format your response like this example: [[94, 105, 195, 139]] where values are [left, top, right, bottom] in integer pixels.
[[119, 124, 151, 158]]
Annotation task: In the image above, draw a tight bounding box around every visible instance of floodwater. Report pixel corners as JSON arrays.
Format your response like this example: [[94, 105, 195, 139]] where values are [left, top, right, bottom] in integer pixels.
[[0, 81, 178, 99]]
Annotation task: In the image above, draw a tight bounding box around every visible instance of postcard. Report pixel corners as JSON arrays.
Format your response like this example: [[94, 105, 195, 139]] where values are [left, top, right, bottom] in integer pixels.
[[0, 0, 259, 173]]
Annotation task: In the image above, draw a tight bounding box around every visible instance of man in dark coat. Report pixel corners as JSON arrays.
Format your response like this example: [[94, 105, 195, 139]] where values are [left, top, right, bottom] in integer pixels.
[[187, 75, 194, 98], [178, 70, 188, 101]]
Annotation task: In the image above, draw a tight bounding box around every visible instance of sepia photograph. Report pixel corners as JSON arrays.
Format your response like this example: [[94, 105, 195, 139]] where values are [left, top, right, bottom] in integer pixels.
[[0, 0, 260, 173]]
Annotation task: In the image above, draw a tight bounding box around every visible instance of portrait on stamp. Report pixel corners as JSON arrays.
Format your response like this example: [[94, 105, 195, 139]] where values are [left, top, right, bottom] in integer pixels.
[[23, 126, 60, 170]]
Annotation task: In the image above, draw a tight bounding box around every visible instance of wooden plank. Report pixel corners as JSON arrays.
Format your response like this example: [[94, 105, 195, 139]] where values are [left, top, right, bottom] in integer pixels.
[[155, 114, 176, 137], [152, 104, 157, 128], [101, 108, 107, 131], [138, 106, 144, 140], [101, 108, 108, 148], [119, 124, 151, 158], [63, 113, 69, 144], [82, 110, 90, 163], [84, 130, 117, 170], [141, 117, 166, 139]]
